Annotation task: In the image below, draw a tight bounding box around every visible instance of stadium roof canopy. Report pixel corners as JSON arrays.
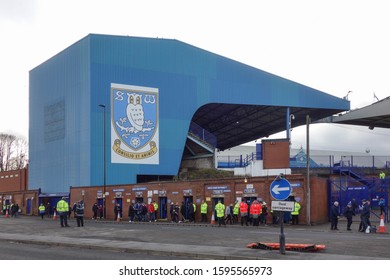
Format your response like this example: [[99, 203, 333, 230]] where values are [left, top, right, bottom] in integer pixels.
[[318, 97, 390, 130], [193, 103, 348, 151]]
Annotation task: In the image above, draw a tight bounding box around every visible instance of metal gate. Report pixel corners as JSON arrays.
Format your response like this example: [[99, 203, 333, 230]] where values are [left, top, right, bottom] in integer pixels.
[[329, 174, 389, 223]]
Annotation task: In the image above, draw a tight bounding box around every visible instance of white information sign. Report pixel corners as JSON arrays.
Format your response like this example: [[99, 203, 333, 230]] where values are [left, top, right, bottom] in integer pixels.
[[271, 200, 295, 212]]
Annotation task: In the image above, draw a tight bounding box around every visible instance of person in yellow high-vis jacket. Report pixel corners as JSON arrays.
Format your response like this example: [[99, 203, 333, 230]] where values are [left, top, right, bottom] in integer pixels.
[[291, 200, 301, 225], [233, 200, 240, 224], [215, 200, 226, 227], [153, 201, 158, 222], [56, 197, 70, 227], [200, 200, 208, 222], [38, 203, 45, 219]]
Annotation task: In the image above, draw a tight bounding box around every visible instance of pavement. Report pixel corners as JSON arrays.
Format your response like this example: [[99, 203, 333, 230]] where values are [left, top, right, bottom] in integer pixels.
[[1, 214, 389, 260]]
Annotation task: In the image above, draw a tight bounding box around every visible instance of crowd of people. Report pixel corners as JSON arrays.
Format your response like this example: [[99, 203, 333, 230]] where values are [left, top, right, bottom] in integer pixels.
[[2, 203, 20, 218], [330, 197, 387, 232], [4, 195, 386, 232]]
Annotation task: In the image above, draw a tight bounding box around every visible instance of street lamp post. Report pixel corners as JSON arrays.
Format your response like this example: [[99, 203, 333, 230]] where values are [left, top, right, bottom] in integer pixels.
[[98, 104, 107, 219]]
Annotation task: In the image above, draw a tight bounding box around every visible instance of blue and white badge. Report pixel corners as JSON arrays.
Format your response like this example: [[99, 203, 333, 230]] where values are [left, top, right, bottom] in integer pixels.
[[111, 83, 159, 164]]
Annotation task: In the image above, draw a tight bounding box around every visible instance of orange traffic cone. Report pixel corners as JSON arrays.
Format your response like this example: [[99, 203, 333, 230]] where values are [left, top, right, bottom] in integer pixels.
[[211, 212, 215, 225], [5, 209, 9, 218], [378, 214, 386, 233], [53, 210, 57, 220], [117, 212, 121, 222]]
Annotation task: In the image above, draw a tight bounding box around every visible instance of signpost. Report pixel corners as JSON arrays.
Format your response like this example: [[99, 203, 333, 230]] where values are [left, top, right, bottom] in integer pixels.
[[270, 176, 292, 255], [270, 178, 292, 201]]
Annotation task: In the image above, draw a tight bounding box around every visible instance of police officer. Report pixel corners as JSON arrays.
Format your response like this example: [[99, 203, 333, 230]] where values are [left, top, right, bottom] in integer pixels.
[[75, 200, 85, 227], [56, 197, 70, 227]]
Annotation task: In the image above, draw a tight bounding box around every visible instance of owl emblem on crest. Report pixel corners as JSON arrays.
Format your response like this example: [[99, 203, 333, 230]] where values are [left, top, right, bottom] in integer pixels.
[[112, 86, 157, 151], [126, 93, 145, 132]]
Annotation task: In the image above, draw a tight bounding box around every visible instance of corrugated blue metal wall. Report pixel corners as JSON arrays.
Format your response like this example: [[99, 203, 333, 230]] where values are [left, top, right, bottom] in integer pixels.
[[29, 37, 91, 192], [29, 34, 349, 192]]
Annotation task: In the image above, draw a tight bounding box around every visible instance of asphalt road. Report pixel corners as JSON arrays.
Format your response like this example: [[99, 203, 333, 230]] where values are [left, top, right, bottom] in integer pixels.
[[0, 239, 190, 260], [0, 215, 389, 260]]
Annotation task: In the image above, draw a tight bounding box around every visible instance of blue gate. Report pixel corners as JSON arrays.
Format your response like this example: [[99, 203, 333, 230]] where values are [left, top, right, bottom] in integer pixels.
[[329, 174, 389, 223], [26, 199, 32, 215]]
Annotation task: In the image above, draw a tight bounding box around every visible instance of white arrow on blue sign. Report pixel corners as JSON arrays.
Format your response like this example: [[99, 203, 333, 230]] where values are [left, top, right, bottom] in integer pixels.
[[270, 178, 292, 201]]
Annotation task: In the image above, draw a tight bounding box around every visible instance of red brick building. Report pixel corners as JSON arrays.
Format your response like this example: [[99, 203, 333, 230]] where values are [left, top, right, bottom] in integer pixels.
[[0, 168, 39, 215], [70, 174, 329, 224]]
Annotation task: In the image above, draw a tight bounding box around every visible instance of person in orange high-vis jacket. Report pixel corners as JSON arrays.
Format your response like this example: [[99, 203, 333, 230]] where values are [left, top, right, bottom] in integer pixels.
[[240, 199, 249, 226], [250, 200, 262, 227]]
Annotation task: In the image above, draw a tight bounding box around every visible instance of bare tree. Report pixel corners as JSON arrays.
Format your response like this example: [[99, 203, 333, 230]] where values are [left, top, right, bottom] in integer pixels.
[[0, 133, 28, 171]]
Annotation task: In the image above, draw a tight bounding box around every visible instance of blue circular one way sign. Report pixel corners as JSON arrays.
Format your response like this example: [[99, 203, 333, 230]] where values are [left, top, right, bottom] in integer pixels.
[[270, 178, 292, 200]]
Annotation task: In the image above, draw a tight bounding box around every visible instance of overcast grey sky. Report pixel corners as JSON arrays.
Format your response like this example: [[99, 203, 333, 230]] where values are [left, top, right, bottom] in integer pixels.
[[1, 0, 389, 154]]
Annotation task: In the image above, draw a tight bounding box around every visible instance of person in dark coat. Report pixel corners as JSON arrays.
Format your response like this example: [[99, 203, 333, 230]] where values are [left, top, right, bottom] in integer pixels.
[[169, 202, 175, 223], [187, 201, 194, 222], [141, 203, 148, 222], [114, 203, 122, 220], [343, 202, 355, 231], [75, 200, 85, 227], [128, 203, 135, 222], [98, 204, 103, 219], [180, 201, 186, 222], [360, 199, 371, 232], [330, 201, 340, 230], [92, 203, 98, 220], [46, 202, 53, 218]]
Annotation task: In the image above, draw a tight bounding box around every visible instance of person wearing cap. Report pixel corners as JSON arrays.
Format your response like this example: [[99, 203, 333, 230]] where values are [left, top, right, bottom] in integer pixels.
[[343, 202, 355, 231], [75, 200, 85, 227], [330, 201, 340, 230], [56, 197, 70, 227]]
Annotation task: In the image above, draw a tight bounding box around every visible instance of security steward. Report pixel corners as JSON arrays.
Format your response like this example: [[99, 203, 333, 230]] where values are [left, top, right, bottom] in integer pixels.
[[200, 200, 208, 222], [38, 203, 46, 219], [215, 200, 226, 227], [291, 199, 301, 225], [153, 201, 158, 221], [233, 200, 240, 224], [240, 199, 249, 226], [57, 197, 70, 227], [250, 200, 262, 227]]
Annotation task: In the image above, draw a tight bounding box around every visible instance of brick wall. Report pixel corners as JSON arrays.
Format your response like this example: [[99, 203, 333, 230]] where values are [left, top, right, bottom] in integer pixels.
[[0, 189, 39, 216], [0, 168, 28, 192], [70, 174, 328, 223]]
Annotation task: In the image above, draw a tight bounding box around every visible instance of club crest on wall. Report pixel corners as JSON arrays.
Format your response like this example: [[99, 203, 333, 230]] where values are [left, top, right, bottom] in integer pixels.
[[111, 83, 159, 164]]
